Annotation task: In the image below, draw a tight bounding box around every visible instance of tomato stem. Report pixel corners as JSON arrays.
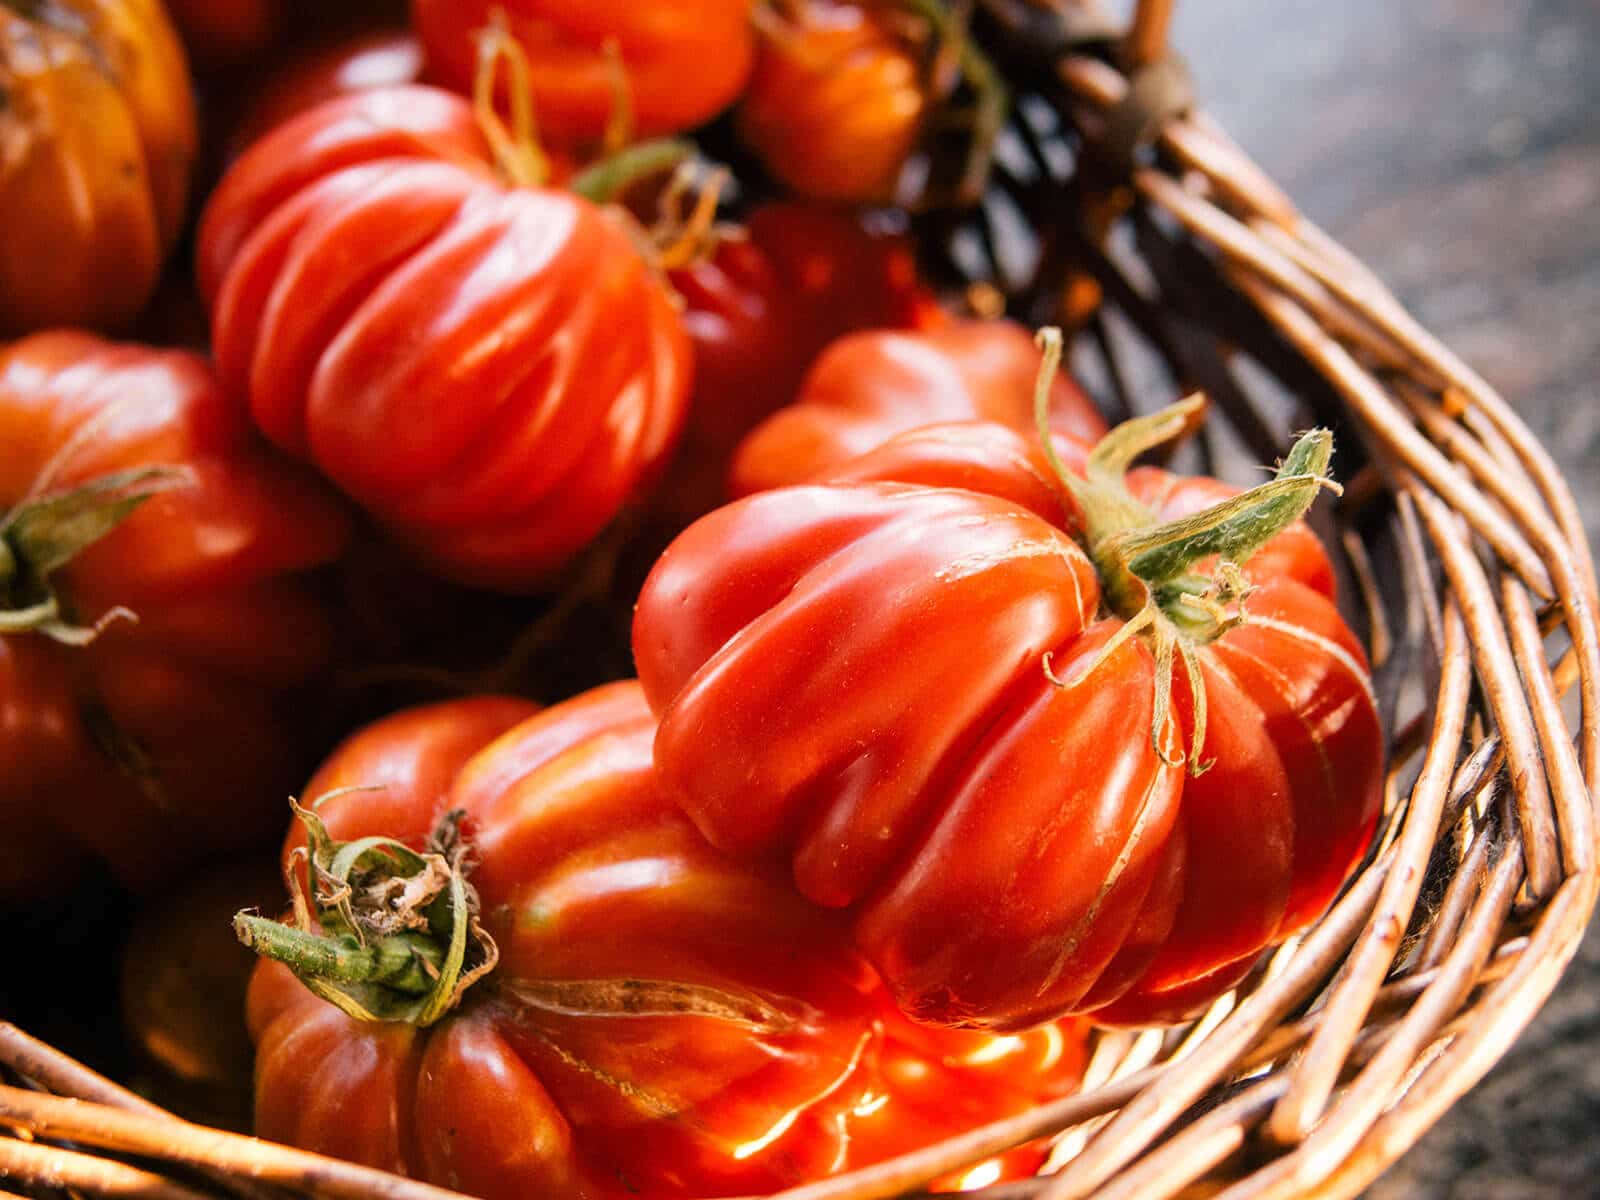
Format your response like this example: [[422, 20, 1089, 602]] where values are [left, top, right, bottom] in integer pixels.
[[1031, 326, 1339, 772], [568, 138, 699, 205], [900, 0, 1008, 203], [235, 800, 498, 1026], [234, 917, 445, 994]]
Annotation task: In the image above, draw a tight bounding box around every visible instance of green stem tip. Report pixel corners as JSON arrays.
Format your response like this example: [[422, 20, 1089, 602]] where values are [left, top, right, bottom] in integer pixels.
[[1029, 326, 1342, 773]]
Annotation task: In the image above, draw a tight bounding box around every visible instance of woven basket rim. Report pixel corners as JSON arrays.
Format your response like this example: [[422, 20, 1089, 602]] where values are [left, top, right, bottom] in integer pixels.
[[3, 3, 1597, 1199]]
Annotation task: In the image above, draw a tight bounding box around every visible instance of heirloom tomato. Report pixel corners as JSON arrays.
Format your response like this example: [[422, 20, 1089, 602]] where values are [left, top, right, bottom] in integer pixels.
[[730, 319, 1106, 497], [634, 357, 1382, 1029], [198, 85, 690, 590], [0, 0, 196, 335], [411, 0, 755, 147], [663, 203, 938, 522], [0, 333, 350, 898], [739, 0, 928, 202], [239, 683, 1088, 1198], [226, 29, 425, 158]]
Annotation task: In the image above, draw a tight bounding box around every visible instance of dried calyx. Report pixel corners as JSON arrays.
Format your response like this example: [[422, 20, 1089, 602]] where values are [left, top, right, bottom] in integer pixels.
[[471, 13, 697, 203], [235, 798, 499, 1027], [1031, 327, 1340, 772], [0, 467, 186, 645]]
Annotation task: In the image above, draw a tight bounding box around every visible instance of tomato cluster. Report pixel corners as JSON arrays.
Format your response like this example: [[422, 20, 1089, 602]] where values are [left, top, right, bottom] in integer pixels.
[[0, 4, 1383, 1198]]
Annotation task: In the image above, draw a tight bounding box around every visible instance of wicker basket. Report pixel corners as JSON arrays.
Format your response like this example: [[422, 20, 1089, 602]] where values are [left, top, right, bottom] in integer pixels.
[[4, 1, 1597, 1197]]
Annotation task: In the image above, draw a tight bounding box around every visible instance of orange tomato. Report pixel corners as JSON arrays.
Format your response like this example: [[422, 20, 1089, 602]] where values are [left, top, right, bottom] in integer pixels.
[[0, 0, 196, 334], [411, 0, 755, 146], [739, 0, 928, 202]]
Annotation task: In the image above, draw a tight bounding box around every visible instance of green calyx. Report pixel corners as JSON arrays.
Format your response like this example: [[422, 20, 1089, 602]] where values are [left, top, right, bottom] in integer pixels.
[[235, 798, 499, 1027], [1032, 328, 1341, 772], [0, 467, 188, 646]]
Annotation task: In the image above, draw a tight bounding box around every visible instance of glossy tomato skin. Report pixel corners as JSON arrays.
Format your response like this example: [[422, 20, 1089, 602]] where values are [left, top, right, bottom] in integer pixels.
[[249, 683, 1087, 1197], [739, 0, 927, 202], [662, 203, 936, 523], [730, 320, 1107, 498], [411, 0, 754, 146], [0, 0, 196, 335], [0, 333, 352, 898], [199, 86, 691, 591], [634, 422, 1382, 1029]]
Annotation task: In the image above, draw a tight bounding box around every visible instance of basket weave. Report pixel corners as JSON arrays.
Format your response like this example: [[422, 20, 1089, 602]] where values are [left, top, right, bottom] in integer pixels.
[[4, 1, 1597, 1197]]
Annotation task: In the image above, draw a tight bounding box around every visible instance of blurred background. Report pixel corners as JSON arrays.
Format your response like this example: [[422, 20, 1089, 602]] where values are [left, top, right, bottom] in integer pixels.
[[1163, 0, 1599, 1195]]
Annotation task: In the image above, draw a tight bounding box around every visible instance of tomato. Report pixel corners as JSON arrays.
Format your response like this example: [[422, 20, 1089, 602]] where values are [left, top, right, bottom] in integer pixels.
[[411, 0, 755, 147], [0, 333, 351, 898], [633, 399, 1382, 1029], [197, 86, 690, 591], [226, 29, 425, 158], [0, 0, 196, 335], [739, 0, 928, 202], [660, 203, 937, 523], [162, 0, 279, 65], [729, 320, 1108, 498], [240, 683, 1087, 1198], [120, 857, 284, 1129]]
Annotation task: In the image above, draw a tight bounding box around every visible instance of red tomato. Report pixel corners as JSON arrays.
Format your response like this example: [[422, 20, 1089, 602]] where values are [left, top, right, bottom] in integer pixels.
[[197, 86, 690, 590], [729, 320, 1108, 497], [411, 0, 755, 146], [633, 413, 1382, 1029], [226, 30, 425, 158], [163, 0, 279, 65], [0, 333, 351, 898], [243, 683, 1087, 1197], [662, 203, 937, 522], [739, 0, 928, 202]]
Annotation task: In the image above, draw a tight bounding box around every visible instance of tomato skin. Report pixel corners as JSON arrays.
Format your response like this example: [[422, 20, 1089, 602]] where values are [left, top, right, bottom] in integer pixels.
[[120, 858, 283, 1128], [410, 0, 755, 145], [199, 86, 691, 591], [163, 0, 279, 65], [0, 333, 351, 898], [729, 320, 1107, 498], [0, 0, 196, 335], [227, 30, 426, 158], [739, 0, 927, 202], [249, 683, 1087, 1197], [662, 203, 936, 522], [634, 422, 1382, 1029]]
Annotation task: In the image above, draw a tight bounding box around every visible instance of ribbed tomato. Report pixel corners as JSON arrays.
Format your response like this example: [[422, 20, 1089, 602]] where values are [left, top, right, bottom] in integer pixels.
[[661, 203, 937, 523], [197, 86, 690, 590], [0, 0, 196, 334], [730, 320, 1108, 497], [739, 0, 928, 202], [411, 0, 755, 146], [634, 390, 1382, 1029], [0, 333, 350, 898], [239, 683, 1087, 1198]]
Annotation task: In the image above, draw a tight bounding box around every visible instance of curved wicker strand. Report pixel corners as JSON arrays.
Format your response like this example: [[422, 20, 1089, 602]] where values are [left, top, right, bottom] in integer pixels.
[[1306, 868, 1599, 1200], [0, 1136, 215, 1200], [0, 1086, 474, 1200], [1220, 827, 1525, 1199]]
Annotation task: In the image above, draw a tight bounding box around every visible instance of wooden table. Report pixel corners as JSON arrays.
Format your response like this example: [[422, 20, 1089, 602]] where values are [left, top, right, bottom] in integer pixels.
[[1172, 0, 1600, 1194]]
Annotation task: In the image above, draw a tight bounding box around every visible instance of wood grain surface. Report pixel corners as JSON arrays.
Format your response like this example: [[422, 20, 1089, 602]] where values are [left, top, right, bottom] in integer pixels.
[[1169, 0, 1599, 1195]]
